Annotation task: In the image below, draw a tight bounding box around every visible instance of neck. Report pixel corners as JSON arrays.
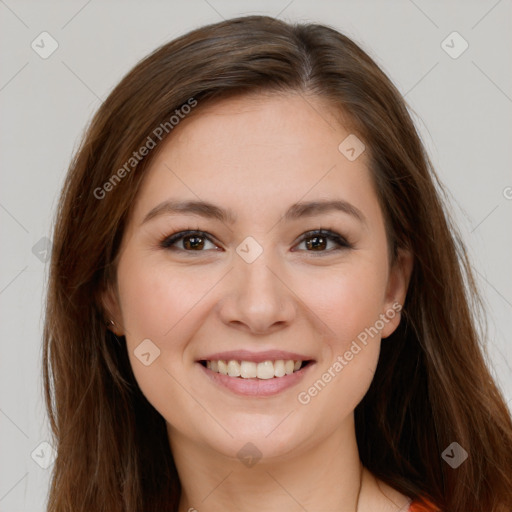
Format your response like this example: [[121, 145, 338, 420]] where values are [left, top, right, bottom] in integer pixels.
[[169, 416, 365, 512]]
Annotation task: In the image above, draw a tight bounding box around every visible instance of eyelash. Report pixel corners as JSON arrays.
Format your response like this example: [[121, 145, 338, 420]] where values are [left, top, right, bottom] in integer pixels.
[[159, 228, 353, 255]]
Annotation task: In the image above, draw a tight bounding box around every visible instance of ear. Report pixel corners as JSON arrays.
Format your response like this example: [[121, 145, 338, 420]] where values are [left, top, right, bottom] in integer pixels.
[[381, 248, 413, 339], [101, 282, 125, 336]]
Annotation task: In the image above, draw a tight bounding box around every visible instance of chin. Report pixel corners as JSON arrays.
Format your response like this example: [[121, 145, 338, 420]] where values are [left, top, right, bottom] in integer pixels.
[[201, 416, 311, 462]]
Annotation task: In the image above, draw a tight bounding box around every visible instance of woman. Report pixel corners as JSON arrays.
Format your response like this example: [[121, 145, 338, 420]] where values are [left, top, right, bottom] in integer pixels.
[[42, 15, 512, 512]]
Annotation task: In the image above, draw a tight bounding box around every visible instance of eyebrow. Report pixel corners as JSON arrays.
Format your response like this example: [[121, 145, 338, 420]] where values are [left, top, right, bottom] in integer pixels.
[[141, 198, 366, 226]]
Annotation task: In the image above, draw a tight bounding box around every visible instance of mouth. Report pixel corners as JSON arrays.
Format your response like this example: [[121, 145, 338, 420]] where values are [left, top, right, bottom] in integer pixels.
[[196, 354, 316, 397], [198, 359, 314, 379]]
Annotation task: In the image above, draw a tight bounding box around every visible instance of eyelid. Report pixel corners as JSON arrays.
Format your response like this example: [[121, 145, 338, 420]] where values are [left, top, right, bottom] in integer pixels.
[[160, 229, 221, 251], [160, 228, 353, 253], [293, 229, 352, 252]]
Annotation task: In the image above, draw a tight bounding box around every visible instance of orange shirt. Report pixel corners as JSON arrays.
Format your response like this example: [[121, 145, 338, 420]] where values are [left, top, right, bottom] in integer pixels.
[[409, 497, 440, 512]]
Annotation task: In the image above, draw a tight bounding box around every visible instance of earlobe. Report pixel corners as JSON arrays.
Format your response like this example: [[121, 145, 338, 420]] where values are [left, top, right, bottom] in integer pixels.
[[106, 319, 124, 337], [100, 284, 124, 336], [381, 248, 413, 339]]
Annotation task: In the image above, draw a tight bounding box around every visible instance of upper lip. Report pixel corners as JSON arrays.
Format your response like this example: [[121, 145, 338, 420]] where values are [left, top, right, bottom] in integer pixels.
[[197, 350, 315, 363]]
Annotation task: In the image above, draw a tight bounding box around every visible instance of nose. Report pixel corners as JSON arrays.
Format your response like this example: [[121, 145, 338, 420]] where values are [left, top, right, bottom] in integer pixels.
[[217, 249, 297, 335]]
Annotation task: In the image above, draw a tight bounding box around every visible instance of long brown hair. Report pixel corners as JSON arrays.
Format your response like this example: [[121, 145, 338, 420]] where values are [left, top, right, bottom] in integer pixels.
[[43, 15, 512, 512]]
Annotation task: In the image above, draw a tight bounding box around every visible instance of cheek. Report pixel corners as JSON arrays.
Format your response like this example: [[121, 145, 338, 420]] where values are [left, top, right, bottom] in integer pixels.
[[117, 255, 216, 341], [291, 258, 387, 415], [115, 256, 216, 431], [298, 336, 381, 433], [294, 267, 385, 427], [297, 259, 389, 352]]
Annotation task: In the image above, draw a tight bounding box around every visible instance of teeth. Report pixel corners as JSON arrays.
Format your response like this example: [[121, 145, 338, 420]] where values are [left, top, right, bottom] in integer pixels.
[[285, 360, 294, 375], [257, 361, 274, 379], [227, 360, 240, 377], [240, 361, 257, 378], [205, 359, 305, 379], [218, 360, 228, 375], [274, 360, 285, 377]]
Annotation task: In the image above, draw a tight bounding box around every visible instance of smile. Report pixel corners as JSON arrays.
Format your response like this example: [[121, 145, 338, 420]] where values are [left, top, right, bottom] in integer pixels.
[[201, 359, 312, 379], [197, 358, 315, 397]]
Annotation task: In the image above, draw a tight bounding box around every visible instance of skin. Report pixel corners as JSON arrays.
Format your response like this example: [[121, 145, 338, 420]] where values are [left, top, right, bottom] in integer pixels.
[[104, 92, 413, 512]]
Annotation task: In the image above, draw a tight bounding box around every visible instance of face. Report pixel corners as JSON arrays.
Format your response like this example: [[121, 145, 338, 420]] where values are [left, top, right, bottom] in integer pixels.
[[104, 92, 411, 461]]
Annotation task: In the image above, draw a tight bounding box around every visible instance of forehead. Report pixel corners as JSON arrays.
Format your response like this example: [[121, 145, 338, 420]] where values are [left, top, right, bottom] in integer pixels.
[[129, 92, 379, 226], [165, 91, 355, 169]]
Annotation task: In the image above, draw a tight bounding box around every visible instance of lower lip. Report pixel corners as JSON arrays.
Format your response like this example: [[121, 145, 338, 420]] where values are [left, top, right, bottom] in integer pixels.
[[197, 362, 315, 397]]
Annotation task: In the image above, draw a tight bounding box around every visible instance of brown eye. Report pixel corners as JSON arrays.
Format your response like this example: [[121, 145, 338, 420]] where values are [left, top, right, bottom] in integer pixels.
[[183, 235, 206, 250], [305, 235, 328, 251], [161, 231, 218, 252], [294, 229, 352, 253]]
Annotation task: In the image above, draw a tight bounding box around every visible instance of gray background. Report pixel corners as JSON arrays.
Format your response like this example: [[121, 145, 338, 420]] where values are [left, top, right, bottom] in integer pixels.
[[1, 0, 511, 510]]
